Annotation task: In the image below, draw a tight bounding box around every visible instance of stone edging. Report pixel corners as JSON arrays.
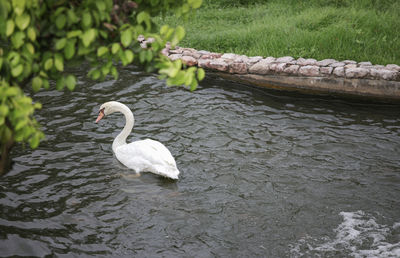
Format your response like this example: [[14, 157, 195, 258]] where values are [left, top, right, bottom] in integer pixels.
[[164, 46, 400, 100]]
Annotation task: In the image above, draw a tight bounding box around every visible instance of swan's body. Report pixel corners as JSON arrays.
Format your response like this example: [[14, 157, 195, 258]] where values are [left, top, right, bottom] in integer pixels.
[[96, 101, 180, 179]]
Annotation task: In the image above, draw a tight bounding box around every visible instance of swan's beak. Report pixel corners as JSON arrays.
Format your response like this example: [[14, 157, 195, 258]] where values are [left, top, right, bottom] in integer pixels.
[[96, 110, 104, 123]]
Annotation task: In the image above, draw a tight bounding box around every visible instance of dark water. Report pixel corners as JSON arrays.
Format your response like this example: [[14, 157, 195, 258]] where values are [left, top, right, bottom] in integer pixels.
[[1, 67, 399, 257]]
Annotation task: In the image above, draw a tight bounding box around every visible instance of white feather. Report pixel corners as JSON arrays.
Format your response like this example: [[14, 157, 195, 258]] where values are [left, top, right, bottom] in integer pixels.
[[96, 101, 180, 179]]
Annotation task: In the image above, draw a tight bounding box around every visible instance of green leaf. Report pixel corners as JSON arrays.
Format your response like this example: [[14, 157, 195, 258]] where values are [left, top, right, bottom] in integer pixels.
[[190, 78, 198, 91], [33, 102, 42, 109], [111, 66, 118, 80], [160, 25, 169, 35], [67, 9, 79, 25], [65, 74, 76, 91], [125, 49, 134, 63], [175, 26, 185, 41], [54, 54, 64, 71], [11, 31, 25, 49], [188, 0, 202, 9], [64, 39, 75, 59], [11, 64, 23, 77], [0, 105, 9, 116], [25, 43, 34, 54], [55, 37, 67, 50], [121, 29, 132, 47], [29, 133, 40, 148], [55, 14, 67, 29], [145, 50, 153, 62], [97, 46, 108, 57], [43, 79, 49, 89], [137, 11, 150, 25], [5, 87, 19, 96], [15, 13, 30, 30], [27, 26, 36, 41], [12, 0, 25, 16], [39, 70, 48, 78], [9, 51, 20, 66], [81, 11, 92, 29], [32, 76, 42, 92], [67, 30, 82, 38], [15, 119, 27, 131], [56, 76, 65, 90], [96, 1, 106, 11], [111, 43, 120, 54], [6, 19, 14, 36], [81, 29, 96, 47], [44, 58, 53, 70], [90, 69, 101, 80], [197, 68, 205, 81]]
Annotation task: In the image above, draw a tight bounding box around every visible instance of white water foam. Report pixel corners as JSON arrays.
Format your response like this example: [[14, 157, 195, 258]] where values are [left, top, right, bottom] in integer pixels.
[[290, 211, 400, 257]]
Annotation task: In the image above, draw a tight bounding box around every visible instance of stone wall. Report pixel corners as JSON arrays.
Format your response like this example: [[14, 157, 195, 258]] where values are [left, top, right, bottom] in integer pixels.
[[165, 46, 400, 100]]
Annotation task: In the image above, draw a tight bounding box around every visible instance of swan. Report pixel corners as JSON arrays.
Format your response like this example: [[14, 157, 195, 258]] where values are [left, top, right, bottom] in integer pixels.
[[95, 101, 180, 180]]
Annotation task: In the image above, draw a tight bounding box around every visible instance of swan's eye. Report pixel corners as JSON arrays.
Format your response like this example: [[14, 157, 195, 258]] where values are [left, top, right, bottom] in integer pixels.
[[100, 108, 105, 115]]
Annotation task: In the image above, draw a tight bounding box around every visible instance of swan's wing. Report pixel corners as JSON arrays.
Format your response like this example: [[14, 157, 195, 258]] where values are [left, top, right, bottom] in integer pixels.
[[115, 139, 179, 179]]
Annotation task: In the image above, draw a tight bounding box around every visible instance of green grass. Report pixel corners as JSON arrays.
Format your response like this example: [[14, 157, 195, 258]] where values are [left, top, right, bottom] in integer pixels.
[[155, 0, 400, 65]]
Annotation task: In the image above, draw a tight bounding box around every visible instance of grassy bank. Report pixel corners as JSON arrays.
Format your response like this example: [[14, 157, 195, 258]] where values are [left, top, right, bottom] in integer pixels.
[[156, 0, 400, 65]]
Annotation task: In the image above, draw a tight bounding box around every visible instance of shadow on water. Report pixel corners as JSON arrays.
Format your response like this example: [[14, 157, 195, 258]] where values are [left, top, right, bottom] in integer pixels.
[[1, 66, 399, 257]]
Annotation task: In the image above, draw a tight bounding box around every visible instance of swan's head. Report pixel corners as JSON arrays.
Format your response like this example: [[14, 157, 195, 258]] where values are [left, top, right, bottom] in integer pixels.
[[95, 101, 124, 123]]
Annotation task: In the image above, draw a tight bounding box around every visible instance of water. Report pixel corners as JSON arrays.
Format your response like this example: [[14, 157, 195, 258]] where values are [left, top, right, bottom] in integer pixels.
[[1, 66, 399, 257]]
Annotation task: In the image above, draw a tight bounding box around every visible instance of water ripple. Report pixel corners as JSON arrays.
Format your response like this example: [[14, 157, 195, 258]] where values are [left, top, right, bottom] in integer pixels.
[[0, 67, 399, 256]]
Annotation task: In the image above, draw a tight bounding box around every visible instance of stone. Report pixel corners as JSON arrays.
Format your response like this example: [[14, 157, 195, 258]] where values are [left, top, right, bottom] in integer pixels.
[[297, 58, 317, 66], [183, 50, 201, 59], [161, 48, 169, 57], [276, 56, 294, 63], [320, 67, 333, 75], [169, 54, 182, 61], [221, 53, 238, 60], [359, 61, 372, 66], [386, 64, 400, 72], [181, 47, 196, 52], [316, 59, 336, 66], [299, 65, 320, 76], [235, 55, 249, 63], [264, 56, 276, 63], [248, 56, 263, 64], [275, 63, 288, 73], [269, 63, 278, 72], [208, 59, 229, 72], [249, 60, 271, 74], [283, 65, 299, 75], [343, 60, 357, 64], [197, 50, 211, 55], [345, 68, 369, 78], [198, 59, 212, 68], [200, 53, 222, 59], [137, 35, 145, 42], [330, 62, 345, 67], [370, 69, 398, 80], [344, 64, 357, 69], [181, 56, 197, 66], [333, 67, 345, 77], [229, 62, 247, 74], [169, 49, 183, 54]]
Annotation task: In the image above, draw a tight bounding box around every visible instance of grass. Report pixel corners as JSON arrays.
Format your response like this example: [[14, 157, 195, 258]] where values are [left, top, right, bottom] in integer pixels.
[[155, 0, 400, 65]]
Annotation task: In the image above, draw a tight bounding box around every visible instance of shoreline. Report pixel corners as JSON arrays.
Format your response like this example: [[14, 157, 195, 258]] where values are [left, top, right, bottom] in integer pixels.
[[165, 47, 400, 101]]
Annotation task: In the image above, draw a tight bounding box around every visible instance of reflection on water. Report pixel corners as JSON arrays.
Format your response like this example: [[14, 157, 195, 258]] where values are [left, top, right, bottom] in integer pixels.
[[0, 67, 399, 257]]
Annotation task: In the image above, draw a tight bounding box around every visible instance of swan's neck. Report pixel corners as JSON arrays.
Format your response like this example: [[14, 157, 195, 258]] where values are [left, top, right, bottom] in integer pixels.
[[112, 104, 134, 153]]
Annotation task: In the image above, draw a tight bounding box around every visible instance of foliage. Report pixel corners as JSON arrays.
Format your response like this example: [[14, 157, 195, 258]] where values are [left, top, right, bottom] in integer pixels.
[[0, 0, 204, 174]]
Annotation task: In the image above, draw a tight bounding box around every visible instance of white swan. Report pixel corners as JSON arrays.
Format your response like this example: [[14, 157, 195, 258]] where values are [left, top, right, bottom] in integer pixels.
[[95, 101, 180, 179]]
